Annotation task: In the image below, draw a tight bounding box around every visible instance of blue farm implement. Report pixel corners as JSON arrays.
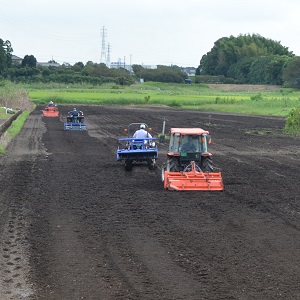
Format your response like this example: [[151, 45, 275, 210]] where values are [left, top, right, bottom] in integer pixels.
[[117, 123, 158, 171], [64, 121, 87, 131], [64, 113, 87, 131]]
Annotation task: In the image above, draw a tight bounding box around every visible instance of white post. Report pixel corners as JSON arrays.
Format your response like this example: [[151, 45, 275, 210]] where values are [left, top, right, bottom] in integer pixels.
[[162, 120, 165, 135]]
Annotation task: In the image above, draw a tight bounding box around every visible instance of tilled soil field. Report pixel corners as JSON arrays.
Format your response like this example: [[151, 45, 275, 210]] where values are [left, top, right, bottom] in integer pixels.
[[0, 105, 299, 300]]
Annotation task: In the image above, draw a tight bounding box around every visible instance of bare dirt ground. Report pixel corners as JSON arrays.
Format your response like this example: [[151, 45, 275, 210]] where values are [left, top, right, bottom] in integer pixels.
[[0, 104, 299, 300]]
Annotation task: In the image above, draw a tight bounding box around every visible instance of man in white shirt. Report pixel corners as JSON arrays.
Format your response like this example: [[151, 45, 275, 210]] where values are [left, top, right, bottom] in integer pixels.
[[133, 124, 152, 139]]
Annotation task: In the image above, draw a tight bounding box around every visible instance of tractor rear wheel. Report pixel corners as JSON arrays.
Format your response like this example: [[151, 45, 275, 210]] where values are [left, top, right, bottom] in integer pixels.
[[201, 156, 213, 172], [169, 158, 179, 172]]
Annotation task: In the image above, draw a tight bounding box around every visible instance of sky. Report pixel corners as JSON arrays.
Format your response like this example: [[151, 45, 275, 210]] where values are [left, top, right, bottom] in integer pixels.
[[1, 0, 300, 67]]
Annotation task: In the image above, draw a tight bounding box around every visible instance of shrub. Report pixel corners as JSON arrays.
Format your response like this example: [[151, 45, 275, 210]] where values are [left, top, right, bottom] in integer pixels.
[[144, 96, 150, 104], [250, 93, 264, 101], [284, 106, 300, 133], [167, 100, 181, 107], [215, 97, 235, 104]]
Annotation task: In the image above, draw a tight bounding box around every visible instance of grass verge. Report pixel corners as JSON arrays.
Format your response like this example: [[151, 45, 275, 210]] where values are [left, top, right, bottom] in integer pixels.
[[0, 111, 30, 153], [27, 82, 300, 117]]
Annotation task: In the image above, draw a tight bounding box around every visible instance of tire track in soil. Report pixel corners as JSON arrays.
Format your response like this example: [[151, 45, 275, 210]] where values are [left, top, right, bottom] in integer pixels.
[[0, 110, 48, 299]]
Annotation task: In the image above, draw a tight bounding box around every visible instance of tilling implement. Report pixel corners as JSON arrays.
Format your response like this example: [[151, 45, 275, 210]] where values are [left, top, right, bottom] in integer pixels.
[[42, 105, 59, 117], [161, 128, 224, 191]]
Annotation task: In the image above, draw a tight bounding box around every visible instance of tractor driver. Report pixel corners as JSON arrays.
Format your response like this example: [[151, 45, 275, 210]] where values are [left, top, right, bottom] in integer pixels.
[[68, 108, 79, 122], [181, 135, 196, 152], [133, 124, 152, 139], [78, 110, 84, 123]]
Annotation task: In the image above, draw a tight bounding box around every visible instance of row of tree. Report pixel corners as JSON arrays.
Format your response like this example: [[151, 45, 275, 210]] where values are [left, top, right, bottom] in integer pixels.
[[0, 38, 188, 85], [1, 35, 300, 87], [197, 34, 300, 87]]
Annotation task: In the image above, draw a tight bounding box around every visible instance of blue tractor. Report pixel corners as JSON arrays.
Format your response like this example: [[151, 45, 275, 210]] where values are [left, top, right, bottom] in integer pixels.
[[64, 108, 87, 131], [117, 123, 158, 171]]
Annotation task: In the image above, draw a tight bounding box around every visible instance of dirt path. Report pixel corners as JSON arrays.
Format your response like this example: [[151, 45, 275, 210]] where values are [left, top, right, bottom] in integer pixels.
[[0, 105, 299, 300]]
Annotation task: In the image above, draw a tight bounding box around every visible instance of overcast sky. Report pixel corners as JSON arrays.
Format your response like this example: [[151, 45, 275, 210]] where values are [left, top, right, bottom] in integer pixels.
[[1, 0, 300, 67]]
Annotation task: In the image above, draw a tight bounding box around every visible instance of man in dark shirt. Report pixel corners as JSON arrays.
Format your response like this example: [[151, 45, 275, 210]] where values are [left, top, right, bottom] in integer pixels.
[[67, 108, 79, 122]]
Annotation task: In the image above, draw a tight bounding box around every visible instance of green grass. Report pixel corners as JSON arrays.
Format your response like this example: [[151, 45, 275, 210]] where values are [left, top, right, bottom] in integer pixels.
[[0, 82, 299, 145], [7, 111, 30, 137], [0, 111, 30, 153], [0, 107, 7, 118], [26, 82, 300, 117]]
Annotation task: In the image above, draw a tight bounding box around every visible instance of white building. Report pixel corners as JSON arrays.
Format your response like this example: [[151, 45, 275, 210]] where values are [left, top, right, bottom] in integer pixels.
[[110, 61, 157, 72]]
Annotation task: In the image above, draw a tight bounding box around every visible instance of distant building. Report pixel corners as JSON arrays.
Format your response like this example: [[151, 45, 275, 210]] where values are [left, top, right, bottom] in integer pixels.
[[182, 67, 196, 77], [139, 64, 157, 70], [110, 61, 157, 72], [11, 55, 61, 67], [110, 61, 126, 69], [11, 55, 22, 65], [37, 62, 61, 67]]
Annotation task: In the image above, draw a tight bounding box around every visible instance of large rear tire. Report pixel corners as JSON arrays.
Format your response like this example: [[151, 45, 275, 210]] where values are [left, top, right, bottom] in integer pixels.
[[169, 158, 179, 172], [201, 156, 213, 172]]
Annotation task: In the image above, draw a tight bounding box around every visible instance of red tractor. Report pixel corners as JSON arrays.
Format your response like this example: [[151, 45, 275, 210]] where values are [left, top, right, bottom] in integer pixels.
[[42, 101, 59, 117], [161, 128, 224, 191]]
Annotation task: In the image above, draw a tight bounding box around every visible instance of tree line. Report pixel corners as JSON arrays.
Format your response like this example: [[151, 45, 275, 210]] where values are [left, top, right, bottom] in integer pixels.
[[1, 34, 300, 87], [0, 38, 188, 85], [197, 34, 300, 87]]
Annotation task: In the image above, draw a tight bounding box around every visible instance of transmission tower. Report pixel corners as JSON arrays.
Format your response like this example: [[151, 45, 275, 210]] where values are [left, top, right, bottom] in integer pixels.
[[100, 26, 107, 64], [106, 43, 111, 67]]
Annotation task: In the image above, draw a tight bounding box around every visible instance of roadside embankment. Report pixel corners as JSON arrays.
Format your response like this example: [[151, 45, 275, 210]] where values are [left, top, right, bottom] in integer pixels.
[[0, 111, 22, 151]]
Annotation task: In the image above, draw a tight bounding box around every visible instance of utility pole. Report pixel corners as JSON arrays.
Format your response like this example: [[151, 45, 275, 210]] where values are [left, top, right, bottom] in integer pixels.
[[106, 43, 111, 68], [130, 54, 132, 73], [100, 26, 107, 64]]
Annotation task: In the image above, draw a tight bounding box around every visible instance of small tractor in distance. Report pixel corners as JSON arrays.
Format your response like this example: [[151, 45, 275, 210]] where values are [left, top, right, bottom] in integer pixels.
[[161, 128, 224, 191], [42, 105, 59, 117], [64, 110, 87, 131]]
